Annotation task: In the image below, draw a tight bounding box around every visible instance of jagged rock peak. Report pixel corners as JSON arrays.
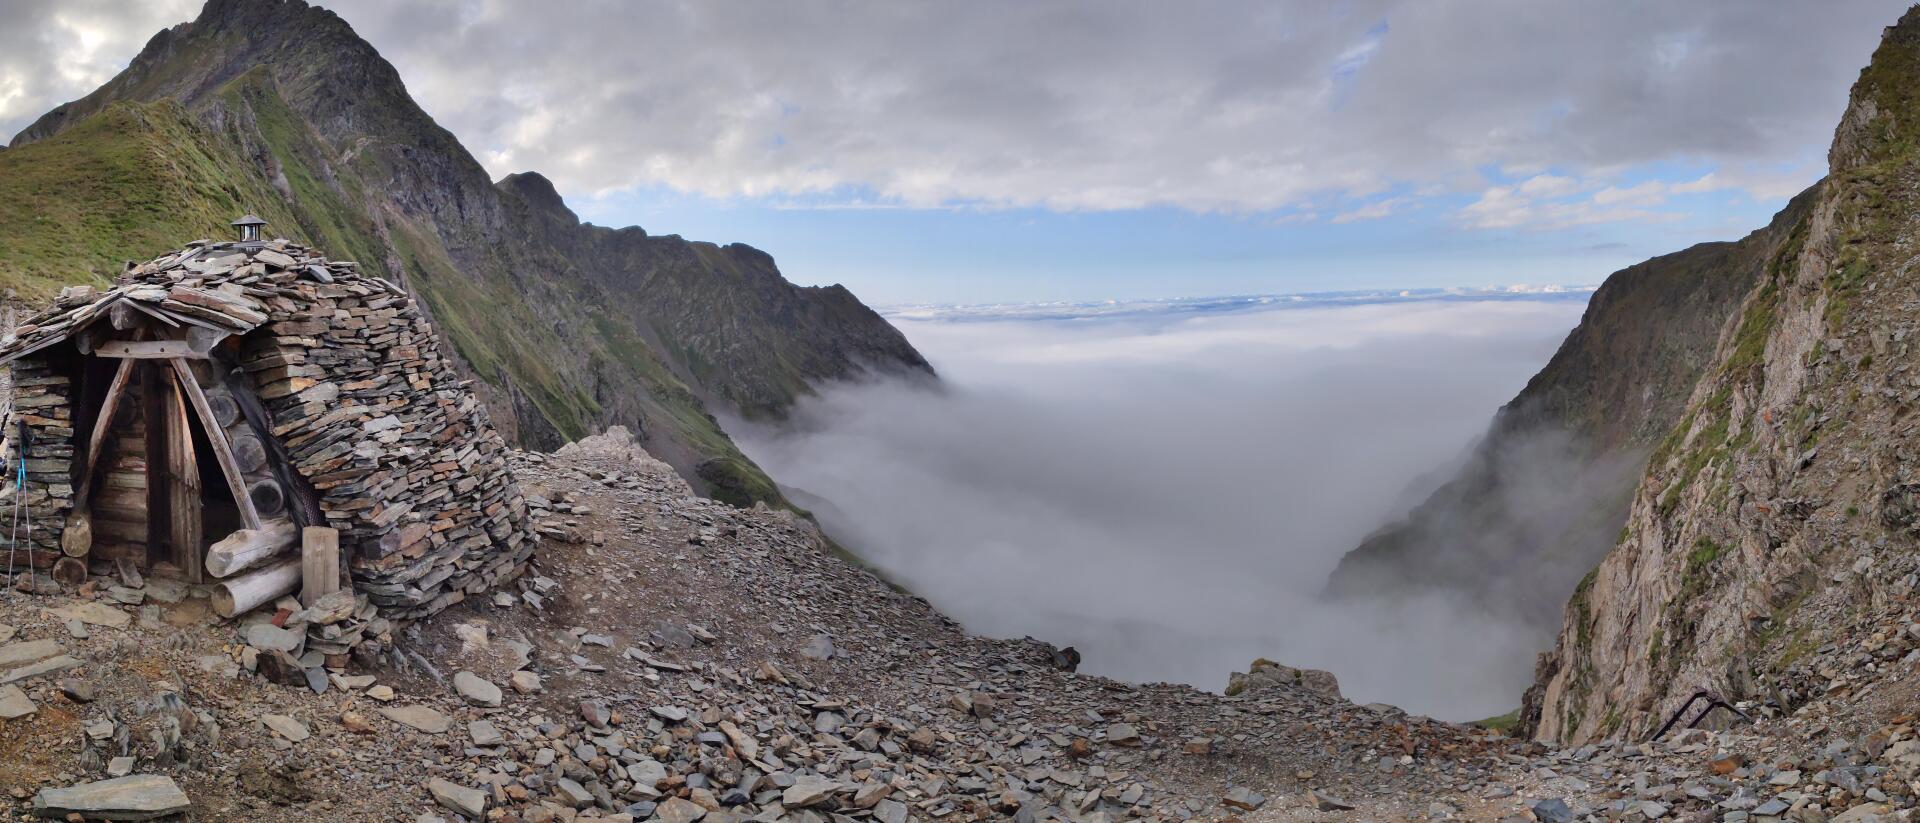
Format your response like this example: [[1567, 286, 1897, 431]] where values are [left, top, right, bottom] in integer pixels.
[[1831, 5, 1920, 173], [497, 172, 580, 224]]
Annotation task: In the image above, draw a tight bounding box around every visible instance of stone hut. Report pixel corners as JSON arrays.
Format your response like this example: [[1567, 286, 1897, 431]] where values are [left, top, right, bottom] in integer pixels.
[[0, 221, 535, 646]]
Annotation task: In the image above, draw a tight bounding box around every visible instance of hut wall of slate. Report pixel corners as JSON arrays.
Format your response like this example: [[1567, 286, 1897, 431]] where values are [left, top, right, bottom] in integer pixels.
[[231, 267, 536, 620], [0, 353, 75, 568]]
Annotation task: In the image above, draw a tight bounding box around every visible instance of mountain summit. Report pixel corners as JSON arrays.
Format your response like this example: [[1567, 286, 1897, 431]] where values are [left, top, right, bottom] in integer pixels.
[[0, 0, 931, 505]]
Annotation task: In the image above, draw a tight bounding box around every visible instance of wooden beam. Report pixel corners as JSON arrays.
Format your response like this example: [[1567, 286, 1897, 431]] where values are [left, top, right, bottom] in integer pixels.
[[80, 358, 136, 485], [300, 527, 340, 607], [211, 557, 301, 617], [95, 340, 209, 360], [206, 519, 297, 578], [168, 358, 261, 530]]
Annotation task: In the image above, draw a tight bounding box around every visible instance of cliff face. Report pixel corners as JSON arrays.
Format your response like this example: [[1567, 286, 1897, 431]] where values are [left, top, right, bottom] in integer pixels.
[[1530, 8, 1920, 743], [1326, 191, 1815, 626], [2, 0, 931, 505]]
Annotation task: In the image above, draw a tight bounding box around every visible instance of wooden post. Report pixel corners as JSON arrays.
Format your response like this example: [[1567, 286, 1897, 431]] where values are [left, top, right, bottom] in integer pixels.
[[168, 358, 261, 530], [164, 379, 203, 583], [300, 526, 340, 607], [211, 557, 301, 618], [205, 519, 297, 578]]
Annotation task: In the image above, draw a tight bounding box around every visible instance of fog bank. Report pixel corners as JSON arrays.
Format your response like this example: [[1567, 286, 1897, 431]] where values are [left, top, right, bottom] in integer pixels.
[[735, 294, 1589, 720]]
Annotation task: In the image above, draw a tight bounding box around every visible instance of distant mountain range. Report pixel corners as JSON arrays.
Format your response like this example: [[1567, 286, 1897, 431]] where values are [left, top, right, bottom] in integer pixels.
[[0, 0, 932, 505], [886, 284, 1598, 323]]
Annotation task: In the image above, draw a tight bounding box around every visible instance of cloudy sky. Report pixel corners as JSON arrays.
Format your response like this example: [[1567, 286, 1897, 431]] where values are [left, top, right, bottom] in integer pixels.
[[0, 0, 1910, 303]]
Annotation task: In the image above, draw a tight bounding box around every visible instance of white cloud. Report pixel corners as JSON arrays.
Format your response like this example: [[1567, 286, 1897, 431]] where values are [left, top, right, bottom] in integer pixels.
[[1461, 178, 1681, 232], [735, 296, 1591, 719], [0, 0, 1898, 215], [1329, 196, 1409, 224]]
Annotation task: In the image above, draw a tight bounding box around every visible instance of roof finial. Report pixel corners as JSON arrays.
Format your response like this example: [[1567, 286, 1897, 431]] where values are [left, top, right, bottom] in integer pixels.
[[231, 213, 267, 246]]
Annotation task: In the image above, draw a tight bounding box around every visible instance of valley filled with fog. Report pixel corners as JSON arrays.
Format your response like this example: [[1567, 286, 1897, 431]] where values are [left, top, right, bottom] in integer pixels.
[[735, 290, 1591, 720]]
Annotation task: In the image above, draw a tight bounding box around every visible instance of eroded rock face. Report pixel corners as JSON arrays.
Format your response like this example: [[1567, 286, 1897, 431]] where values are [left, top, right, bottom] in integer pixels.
[[1531, 7, 1920, 744]]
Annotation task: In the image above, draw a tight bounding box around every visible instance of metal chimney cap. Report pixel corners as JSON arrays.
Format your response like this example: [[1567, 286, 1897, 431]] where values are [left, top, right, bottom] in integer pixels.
[[231, 214, 267, 227]]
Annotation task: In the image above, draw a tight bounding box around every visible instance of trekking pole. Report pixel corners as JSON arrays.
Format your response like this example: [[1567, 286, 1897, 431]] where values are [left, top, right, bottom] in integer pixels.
[[6, 435, 20, 597]]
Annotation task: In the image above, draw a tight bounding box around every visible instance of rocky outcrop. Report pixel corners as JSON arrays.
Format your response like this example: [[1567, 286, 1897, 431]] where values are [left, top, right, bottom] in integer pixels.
[[1, 0, 930, 506], [1530, 7, 1920, 743], [1328, 188, 1816, 626], [1225, 658, 1341, 699]]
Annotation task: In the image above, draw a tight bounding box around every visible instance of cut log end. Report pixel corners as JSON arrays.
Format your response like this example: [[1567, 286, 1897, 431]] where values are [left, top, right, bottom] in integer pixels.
[[59, 509, 92, 558]]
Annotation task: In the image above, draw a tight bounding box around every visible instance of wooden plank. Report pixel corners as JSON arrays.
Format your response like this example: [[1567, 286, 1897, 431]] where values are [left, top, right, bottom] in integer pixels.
[[95, 340, 208, 360], [164, 378, 203, 584], [211, 558, 301, 617], [300, 527, 340, 607], [169, 358, 261, 530], [121, 299, 182, 327], [206, 519, 297, 578], [0, 333, 68, 366]]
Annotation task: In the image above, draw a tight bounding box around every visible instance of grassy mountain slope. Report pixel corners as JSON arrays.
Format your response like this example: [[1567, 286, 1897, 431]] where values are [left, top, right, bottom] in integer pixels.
[[3, 0, 931, 506]]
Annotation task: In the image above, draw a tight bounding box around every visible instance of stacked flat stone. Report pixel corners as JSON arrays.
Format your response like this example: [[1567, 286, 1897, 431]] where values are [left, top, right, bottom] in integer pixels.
[[1, 237, 536, 623], [0, 351, 75, 568]]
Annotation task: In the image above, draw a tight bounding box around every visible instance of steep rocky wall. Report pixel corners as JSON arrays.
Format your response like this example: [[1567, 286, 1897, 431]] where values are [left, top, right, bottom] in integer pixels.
[[1327, 188, 1816, 626], [1531, 8, 1920, 743]]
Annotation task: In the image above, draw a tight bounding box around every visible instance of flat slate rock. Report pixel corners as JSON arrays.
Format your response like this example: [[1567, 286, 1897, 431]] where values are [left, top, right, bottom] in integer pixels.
[[0, 638, 64, 668], [244, 623, 304, 654], [0, 653, 81, 686], [261, 714, 310, 742], [0, 684, 35, 719], [427, 777, 486, 818], [379, 704, 451, 734], [44, 601, 130, 629], [33, 774, 190, 820], [453, 671, 501, 707]]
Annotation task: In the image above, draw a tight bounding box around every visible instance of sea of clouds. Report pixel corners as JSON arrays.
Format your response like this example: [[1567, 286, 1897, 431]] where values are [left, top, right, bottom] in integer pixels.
[[734, 289, 1592, 720]]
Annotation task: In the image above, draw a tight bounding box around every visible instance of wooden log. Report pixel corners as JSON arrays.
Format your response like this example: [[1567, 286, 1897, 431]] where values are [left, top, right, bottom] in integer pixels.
[[206, 519, 297, 578], [205, 392, 241, 429], [300, 527, 340, 607], [211, 557, 300, 618], [96, 340, 208, 359], [50, 557, 87, 586], [231, 433, 267, 473], [59, 508, 91, 558], [249, 480, 285, 517], [168, 359, 260, 530], [108, 300, 140, 331], [186, 326, 228, 354]]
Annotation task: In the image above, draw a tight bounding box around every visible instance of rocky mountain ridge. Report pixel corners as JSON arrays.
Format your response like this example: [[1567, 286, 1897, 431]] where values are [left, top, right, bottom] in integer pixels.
[[1527, 5, 1920, 745], [0, 0, 931, 505]]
